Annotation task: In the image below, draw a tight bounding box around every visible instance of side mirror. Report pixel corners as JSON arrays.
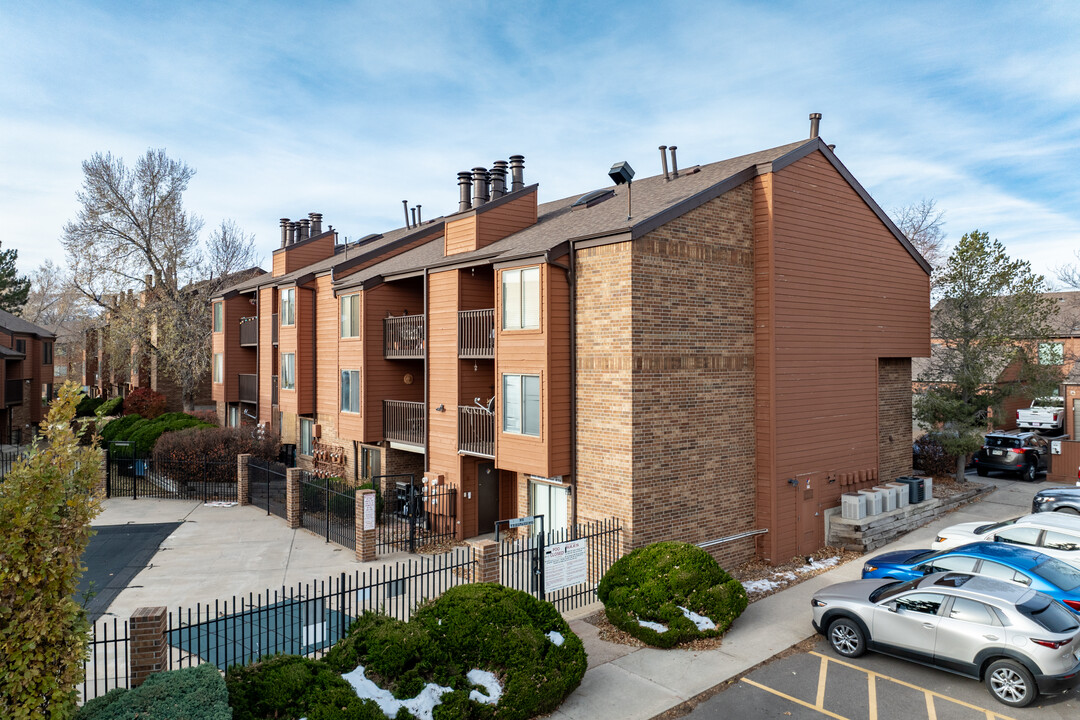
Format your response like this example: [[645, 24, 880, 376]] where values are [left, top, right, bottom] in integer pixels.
[[887, 602, 898, 613]]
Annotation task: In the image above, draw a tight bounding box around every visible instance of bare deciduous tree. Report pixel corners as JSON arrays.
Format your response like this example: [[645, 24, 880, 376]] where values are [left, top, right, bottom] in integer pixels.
[[894, 198, 947, 271], [62, 149, 258, 410]]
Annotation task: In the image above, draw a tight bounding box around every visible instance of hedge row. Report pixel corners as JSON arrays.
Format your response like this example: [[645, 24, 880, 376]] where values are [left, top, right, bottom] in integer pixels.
[[100, 412, 214, 455], [76, 663, 230, 720]]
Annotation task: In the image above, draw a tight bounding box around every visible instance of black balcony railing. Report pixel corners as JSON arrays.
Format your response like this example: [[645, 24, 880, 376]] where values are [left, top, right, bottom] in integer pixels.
[[271, 314, 278, 345], [271, 375, 279, 406], [458, 308, 495, 358], [4, 378, 24, 406], [238, 374, 258, 404], [458, 405, 495, 458], [384, 315, 425, 359], [239, 317, 258, 347], [383, 400, 425, 447]]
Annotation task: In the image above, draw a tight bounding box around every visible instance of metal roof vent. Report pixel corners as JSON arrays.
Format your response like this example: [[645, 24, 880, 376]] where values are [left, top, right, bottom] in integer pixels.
[[571, 188, 615, 210]]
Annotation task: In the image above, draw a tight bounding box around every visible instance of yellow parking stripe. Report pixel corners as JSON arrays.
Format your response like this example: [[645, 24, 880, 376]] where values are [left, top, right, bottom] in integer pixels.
[[925, 691, 936, 720], [867, 674, 877, 720], [740, 678, 851, 720], [809, 652, 1019, 720], [816, 655, 829, 707]]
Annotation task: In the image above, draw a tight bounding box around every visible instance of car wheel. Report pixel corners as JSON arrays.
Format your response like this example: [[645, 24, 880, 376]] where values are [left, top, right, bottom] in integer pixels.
[[976, 467, 989, 477], [1021, 462, 1037, 482], [827, 617, 866, 658], [1057, 507, 1080, 515], [985, 659, 1037, 708]]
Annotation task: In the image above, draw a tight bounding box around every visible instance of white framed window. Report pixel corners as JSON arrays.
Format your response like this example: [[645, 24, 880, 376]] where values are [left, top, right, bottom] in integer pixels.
[[340, 370, 360, 413], [1038, 342, 1064, 365], [529, 480, 568, 535], [341, 293, 360, 338], [281, 352, 295, 390], [280, 288, 295, 327], [299, 417, 314, 456], [213, 353, 224, 384], [213, 302, 223, 332], [228, 405, 240, 427], [503, 373, 540, 436], [501, 267, 540, 330]]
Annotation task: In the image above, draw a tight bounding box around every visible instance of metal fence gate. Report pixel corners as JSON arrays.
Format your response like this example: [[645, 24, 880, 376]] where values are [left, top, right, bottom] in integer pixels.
[[249, 457, 288, 519], [372, 474, 458, 554], [298, 471, 355, 550], [106, 444, 237, 502]]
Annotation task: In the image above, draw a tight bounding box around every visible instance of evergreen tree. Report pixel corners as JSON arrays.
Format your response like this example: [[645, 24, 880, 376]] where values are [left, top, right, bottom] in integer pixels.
[[0, 241, 30, 314]]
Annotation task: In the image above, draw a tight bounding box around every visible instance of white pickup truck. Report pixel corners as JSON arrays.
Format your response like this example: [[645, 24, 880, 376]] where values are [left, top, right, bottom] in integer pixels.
[[1015, 396, 1065, 431]]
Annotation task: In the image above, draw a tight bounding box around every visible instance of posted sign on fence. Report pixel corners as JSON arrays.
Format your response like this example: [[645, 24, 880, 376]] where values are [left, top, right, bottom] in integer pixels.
[[544, 538, 588, 593]]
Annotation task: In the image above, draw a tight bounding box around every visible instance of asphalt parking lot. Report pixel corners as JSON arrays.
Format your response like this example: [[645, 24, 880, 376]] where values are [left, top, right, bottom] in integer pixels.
[[686, 638, 1079, 720]]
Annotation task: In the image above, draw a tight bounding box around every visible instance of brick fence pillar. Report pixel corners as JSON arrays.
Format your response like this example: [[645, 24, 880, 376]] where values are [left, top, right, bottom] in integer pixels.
[[355, 488, 377, 562], [237, 453, 251, 506], [95, 447, 108, 499], [468, 539, 500, 584], [129, 606, 168, 687], [286, 468, 301, 529]]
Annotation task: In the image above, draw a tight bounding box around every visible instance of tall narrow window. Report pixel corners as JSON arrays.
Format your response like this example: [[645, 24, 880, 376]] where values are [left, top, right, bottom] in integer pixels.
[[501, 267, 540, 330], [529, 481, 568, 535], [502, 373, 540, 436], [280, 288, 295, 326], [299, 417, 314, 456], [340, 369, 360, 412], [213, 353, 224, 383], [42, 341, 53, 365], [281, 352, 295, 390], [361, 446, 381, 480], [213, 302, 223, 332], [341, 293, 360, 338]]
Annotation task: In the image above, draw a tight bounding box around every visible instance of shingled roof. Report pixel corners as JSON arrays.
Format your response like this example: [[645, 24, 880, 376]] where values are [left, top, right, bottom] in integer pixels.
[[0, 308, 55, 339]]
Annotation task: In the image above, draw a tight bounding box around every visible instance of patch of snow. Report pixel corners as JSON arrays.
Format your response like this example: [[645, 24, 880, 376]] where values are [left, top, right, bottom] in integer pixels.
[[341, 664, 452, 720], [678, 606, 716, 631], [797, 557, 839, 574], [203, 501, 237, 507], [637, 619, 669, 633], [546, 630, 565, 646], [742, 578, 784, 594], [467, 669, 502, 705]]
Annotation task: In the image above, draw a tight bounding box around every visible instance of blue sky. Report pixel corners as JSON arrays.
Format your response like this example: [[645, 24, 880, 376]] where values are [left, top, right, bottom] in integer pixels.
[[3, 1, 1080, 284]]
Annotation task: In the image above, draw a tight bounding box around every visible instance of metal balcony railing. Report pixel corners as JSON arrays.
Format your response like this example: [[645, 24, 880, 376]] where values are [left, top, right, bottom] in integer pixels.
[[384, 314, 425, 359], [271, 314, 278, 345], [383, 400, 425, 447], [458, 308, 495, 358], [4, 378, 24, 406], [238, 374, 258, 404], [239, 317, 258, 347], [458, 405, 495, 458], [271, 375, 279, 406]]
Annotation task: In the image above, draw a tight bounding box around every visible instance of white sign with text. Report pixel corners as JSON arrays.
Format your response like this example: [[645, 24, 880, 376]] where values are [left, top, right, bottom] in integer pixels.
[[544, 538, 588, 592]]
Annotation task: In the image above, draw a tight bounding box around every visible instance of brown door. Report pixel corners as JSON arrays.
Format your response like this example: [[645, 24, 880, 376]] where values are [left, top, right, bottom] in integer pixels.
[[477, 462, 499, 535], [797, 475, 824, 555]]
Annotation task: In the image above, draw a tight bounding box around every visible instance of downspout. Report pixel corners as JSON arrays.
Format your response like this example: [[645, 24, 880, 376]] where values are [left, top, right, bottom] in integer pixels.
[[423, 269, 430, 476], [548, 248, 578, 530], [255, 290, 260, 425], [300, 283, 318, 414]]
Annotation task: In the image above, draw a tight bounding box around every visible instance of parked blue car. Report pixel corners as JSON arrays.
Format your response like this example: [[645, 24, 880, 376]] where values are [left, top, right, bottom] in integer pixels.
[[861, 541, 1080, 613]]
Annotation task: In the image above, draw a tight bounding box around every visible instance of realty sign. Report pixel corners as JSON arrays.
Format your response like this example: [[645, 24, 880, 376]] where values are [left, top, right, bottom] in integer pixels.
[[544, 538, 588, 593]]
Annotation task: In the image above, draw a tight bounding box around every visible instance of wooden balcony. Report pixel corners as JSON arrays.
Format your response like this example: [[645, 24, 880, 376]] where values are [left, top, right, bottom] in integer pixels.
[[271, 314, 278, 345], [384, 315, 425, 359], [4, 378, 23, 406], [271, 375, 279, 406], [459, 308, 495, 358], [239, 317, 258, 347], [458, 405, 494, 458], [384, 400, 425, 448], [238, 374, 258, 404]]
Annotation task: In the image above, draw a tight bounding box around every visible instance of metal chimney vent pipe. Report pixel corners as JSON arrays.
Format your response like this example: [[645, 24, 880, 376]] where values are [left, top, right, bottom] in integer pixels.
[[411, 207, 417, 227], [509, 155, 525, 192], [472, 167, 489, 207], [288, 221, 298, 245], [309, 212, 323, 235], [402, 200, 412, 228], [669, 146, 679, 179], [280, 218, 290, 248], [416, 205, 422, 225], [810, 112, 821, 139], [490, 160, 508, 199], [299, 218, 310, 240], [457, 172, 473, 212], [659, 146, 670, 181]]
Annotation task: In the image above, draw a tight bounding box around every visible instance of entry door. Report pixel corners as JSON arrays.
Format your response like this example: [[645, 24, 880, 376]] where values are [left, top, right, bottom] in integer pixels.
[[477, 462, 499, 534], [796, 473, 824, 555]]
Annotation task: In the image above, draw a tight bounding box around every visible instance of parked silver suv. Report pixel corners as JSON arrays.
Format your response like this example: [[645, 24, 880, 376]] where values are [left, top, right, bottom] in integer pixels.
[[811, 572, 1080, 707]]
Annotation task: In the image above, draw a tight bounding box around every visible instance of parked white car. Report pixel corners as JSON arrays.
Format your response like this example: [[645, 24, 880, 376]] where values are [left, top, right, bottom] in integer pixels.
[[932, 513, 1080, 569]]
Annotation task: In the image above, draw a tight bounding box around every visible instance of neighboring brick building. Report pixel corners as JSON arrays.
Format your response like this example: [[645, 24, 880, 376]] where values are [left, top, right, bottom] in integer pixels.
[[0, 309, 55, 445], [214, 124, 930, 565]]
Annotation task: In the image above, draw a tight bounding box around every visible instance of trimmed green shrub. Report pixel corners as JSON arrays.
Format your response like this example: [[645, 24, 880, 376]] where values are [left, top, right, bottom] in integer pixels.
[[76, 662, 230, 720], [227, 654, 384, 720], [100, 414, 143, 445], [75, 394, 105, 417], [128, 416, 206, 455], [597, 541, 747, 648], [97, 396, 123, 416]]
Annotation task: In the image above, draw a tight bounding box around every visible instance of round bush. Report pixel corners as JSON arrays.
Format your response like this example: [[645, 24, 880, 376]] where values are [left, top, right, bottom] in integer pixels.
[[227, 655, 384, 720], [100, 414, 143, 445], [597, 541, 747, 648], [97, 396, 124, 416]]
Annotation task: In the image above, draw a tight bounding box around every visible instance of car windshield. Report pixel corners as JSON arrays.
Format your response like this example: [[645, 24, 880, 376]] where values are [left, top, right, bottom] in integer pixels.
[[1033, 558, 1080, 592], [974, 517, 1020, 535], [870, 578, 919, 603], [985, 436, 1022, 449], [1019, 595, 1080, 633]]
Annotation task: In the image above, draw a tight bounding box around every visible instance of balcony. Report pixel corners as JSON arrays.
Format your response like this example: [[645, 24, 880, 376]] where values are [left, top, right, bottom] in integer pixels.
[[384, 400, 425, 449], [458, 309, 495, 358], [238, 374, 258, 404], [458, 405, 494, 458], [271, 375, 279, 406], [384, 314, 425, 359], [239, 317, 258, 347], [272, 314, 278, 345], [4, 378, 24, 406]]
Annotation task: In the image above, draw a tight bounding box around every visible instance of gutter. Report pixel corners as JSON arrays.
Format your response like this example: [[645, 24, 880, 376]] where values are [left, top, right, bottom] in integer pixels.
[[547, 248, 578, 530]]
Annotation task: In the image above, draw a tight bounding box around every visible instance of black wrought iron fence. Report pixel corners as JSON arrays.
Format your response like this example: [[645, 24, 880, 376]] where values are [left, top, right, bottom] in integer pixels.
[[0, 448, 27, 481], [372, 475, 457, 554], [249, 457, 287, 519], [107, 446, 237, 502], [80, 618, 130, 703], [298, 471, 355, 550]]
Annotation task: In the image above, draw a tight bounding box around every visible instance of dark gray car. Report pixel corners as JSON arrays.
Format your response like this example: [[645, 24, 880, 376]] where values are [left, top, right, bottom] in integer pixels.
[[1034, 486, 1080, 515], [974, 430, 1050, 481], [811, 572, 1080, 707]]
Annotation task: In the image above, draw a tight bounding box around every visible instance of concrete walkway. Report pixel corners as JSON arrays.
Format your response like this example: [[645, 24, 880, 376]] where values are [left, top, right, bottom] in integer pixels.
[[91, 474, 1050, 719]]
